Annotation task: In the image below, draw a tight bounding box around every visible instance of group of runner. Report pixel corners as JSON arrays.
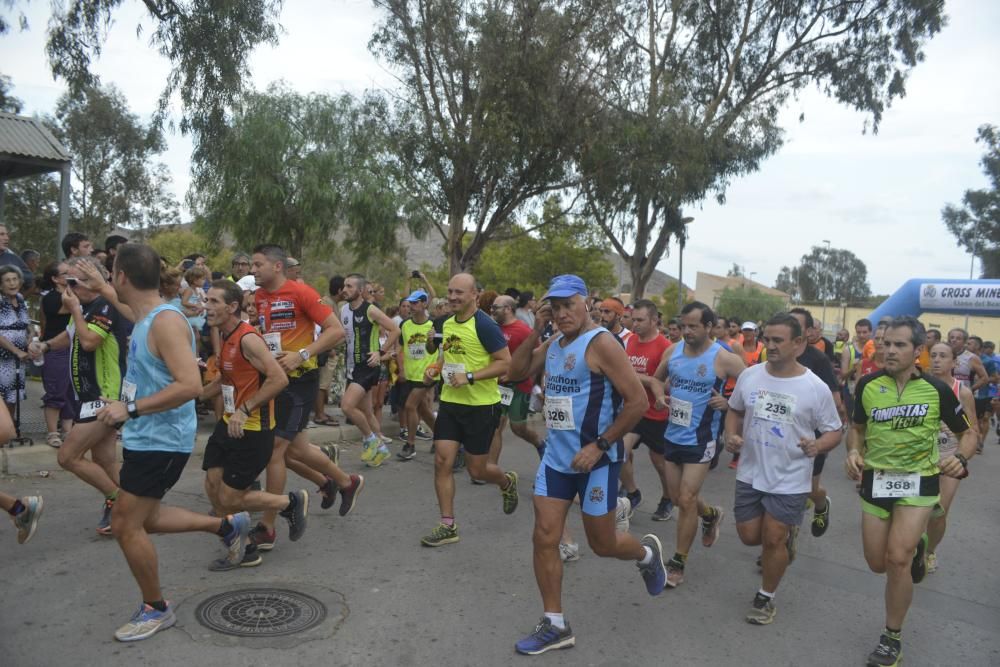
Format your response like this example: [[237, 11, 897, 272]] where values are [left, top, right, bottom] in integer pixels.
[[5, 243, 987, 665]]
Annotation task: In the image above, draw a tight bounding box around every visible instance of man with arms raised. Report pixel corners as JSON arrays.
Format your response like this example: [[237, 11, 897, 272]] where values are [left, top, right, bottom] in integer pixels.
[[846, 316, 976, 666], [419, 273, 518, 547], [509, 275, 666, 655], [651, 301, 745, 587], [725, 313, 842, 625]]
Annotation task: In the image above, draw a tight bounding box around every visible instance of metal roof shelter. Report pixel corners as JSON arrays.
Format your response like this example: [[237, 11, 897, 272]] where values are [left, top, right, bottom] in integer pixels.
[[0, 112, 71, 258]]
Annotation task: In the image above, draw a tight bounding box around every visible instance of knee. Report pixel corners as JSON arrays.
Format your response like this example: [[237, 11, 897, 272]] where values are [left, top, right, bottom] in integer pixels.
[[533, 523, 561, 550], [676, 490, 698, 509], [736, 525, 760, 546], [56, 448, 76, 470], [466, 459, 487, 480], [885, 547, 913, 571]]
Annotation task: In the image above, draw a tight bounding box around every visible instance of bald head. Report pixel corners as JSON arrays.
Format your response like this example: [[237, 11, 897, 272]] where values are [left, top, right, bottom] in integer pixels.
[[492, 294, 516, 324], [447, 272, 479, 317]]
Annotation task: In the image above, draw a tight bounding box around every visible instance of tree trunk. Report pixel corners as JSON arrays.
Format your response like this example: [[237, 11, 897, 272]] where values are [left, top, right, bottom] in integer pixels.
[[447, 210, 466, 275]]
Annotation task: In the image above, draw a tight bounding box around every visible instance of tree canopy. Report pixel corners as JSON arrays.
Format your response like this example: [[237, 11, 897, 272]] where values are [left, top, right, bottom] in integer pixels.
[[716, 285, 786, 325], [943, 124, 1000, 278], [775, 245, 872, 304]]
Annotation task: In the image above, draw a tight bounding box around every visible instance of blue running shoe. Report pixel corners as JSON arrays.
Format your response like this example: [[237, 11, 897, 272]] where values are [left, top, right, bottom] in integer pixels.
[[114, 603, 176, 642], [515, 617, 575, 655], [213, 512, 251, 571], [637, 533, 666, 596], [14, 495, 43, 544]]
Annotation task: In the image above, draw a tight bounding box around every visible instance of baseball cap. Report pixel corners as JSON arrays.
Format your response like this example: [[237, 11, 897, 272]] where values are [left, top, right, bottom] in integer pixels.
[[237, 275, 258, 293], [406, 289, 428, 302], [741, 321, 757, 331], [285, 257, 300, 268], [542, 274, 588, 300]]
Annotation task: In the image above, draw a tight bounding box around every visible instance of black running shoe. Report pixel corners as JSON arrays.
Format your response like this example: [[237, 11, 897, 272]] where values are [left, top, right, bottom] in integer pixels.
[[397, 443, 416, 461], [866, 632, 902, 666], [911, 533, 928, 583], [811, 496, 831, 537], [339, 474, 365, 517], [280, 489, 309, 542]]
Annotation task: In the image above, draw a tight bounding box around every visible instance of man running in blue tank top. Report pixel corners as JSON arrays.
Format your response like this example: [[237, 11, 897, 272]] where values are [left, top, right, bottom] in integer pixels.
[[650, 301, 745, 588], [95, 244, 253, 643], [509, 275, 667, 656]]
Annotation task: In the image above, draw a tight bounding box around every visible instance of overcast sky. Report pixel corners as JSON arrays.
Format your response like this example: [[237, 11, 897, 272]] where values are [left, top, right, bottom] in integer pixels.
[[2, 0, 998, 295]]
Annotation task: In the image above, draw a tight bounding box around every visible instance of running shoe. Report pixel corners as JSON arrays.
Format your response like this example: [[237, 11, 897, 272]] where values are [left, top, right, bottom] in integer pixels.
[[360, 434, 380, 462], [13, 495, 43, 544], [701, 506, 724, 548], [96, 498, 114, 536], [471, 477, 487, 485], [637, 534, 666, 596], [501, 471, 519, 514], [240, 543, 263, 567], [397, 443, 416, 461], [250, 522, 276, 551], [911, 532, 929, 583], [338, 474, 365, 516], [369, 443, 391, 467], [627, 489, 642, 516], [452, 448, 466, 470], [280, 489, 309, 542], [415, 426, 433, 440], [213, 512, 251, 570], [379, 434, 393, 445], [420, 522, 459, 547], [866, 632, 902, 666], [515, 617, 575, 655], [320, 442, 340, 466], [811, 496, 831, 537], [651, 497, 674, 521], [926, 552, 938, 574], [559, 542, 580, 562], [664, 558, 685, 588], [319, 477, 339, 511], [786, 525, 799, 564], [398, 427, 408, 440], [615, 497, 631, 533], [745, 592, 776, 625], [114, 603, 176, 642]]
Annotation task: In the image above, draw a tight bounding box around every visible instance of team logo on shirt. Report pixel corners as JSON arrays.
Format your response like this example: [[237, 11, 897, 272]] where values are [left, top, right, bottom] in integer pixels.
[[696, 363, 707, 378], [442, 334, 464, 353], [564, 353, 576, 371], [589, 486, 604, 503], [869, 403, 929, 429]]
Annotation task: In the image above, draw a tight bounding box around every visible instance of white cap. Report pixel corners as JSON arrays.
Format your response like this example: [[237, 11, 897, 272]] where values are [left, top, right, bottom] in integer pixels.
[[237, 275, 258, 293], [741, 321, 757, 331]]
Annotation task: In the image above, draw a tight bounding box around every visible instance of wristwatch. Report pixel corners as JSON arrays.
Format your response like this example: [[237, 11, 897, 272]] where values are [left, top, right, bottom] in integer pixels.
[[126, 401, 139, 420], [955, 452, 969, 471], [596, 436, 611, 451], [466, 372, 475, 385], [298, 348, 311, 362]]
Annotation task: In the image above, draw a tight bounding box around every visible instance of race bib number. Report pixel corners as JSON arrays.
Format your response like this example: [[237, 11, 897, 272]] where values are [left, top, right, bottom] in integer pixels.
[[407, 343, 426, 360], [669, 397, 693, 427], [263, 332, 282, 357], [544, 396, 575, 430], [872, 470, 920, 499], [442, 362, 465, 384], [79, 399, 105, 420], [222, 384, 236, 415], [753, 390, 796, 424], [499, 385, 514, 407], [121, 380, 137, 403]]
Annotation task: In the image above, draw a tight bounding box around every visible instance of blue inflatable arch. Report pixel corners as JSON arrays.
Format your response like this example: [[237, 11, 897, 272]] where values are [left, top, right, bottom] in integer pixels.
[[869, 278, 1000, 323]]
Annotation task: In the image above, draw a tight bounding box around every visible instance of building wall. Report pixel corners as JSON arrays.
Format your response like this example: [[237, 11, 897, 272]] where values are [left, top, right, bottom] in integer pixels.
[[803, 303, 1000, 343]]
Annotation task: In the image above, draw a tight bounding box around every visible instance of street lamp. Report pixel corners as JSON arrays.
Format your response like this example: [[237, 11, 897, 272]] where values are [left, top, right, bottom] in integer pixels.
[[677, 216, 695, 312], [821, 240, 831, 333]]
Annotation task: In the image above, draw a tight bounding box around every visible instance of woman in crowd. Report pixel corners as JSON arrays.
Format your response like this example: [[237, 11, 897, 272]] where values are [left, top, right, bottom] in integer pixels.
[[0, 265, 30, 423], [38, 262, 74, 447]]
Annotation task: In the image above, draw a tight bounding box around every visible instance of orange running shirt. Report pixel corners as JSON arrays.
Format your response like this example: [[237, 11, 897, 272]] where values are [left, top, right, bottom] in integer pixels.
[[255, 279, 333, 378], [220, 320, 274, 431]]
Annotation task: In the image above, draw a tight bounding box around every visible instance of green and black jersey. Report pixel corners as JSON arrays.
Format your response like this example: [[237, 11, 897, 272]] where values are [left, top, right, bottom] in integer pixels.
[[853, 370, 970, 476], [70, 296, 130, 403]]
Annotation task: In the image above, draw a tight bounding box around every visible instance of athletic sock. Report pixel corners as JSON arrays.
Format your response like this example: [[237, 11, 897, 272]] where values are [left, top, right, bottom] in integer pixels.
[[885, 627, 902, 640], [217, 517, 233, 537], [544, 612, 566, 630], [8, 499, 24, 517], [638, 545, 653, 565], [146, 600, 168, 613], [672, 552, 687, 566], [758, 589, 774, 600], [105, 490, 118, 503], [441, 516, 455, 527]]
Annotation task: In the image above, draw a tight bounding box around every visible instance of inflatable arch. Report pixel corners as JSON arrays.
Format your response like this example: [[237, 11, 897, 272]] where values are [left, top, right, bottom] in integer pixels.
[[868, 278, 1000, 324]]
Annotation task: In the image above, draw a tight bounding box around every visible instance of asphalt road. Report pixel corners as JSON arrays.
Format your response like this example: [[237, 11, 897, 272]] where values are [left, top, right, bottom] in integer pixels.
[[1, 381, 998, 666]]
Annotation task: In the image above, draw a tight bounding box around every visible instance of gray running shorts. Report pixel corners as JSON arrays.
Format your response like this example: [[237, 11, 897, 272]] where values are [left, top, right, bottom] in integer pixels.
[[733, 480, 809, 527]]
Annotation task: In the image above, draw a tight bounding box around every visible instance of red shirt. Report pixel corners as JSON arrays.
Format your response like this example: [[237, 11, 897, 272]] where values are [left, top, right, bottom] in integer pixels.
[[255, 279, 333, 378], [501, 319, 535, 394], [626, 333, 671, 420]]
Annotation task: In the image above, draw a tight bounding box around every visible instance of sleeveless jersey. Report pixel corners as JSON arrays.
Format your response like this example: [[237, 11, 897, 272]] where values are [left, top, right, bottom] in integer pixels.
[[342, 301, 379, 374], [938, 378, 961, 459], [220, 320, 273, 431], [542, 328, 623, 473], [665, 341, 725, 446], [954, 351, 975, 388], [400, 316, 435, 382], [122, 304, 197, 453]]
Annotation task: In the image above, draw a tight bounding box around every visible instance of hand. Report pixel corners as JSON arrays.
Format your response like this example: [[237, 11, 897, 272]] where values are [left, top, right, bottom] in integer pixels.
[[28, 340, 45, 359], [423, 365, 441, 385], [14, 348, 28, 361], [61, 287, 81, 312], [533, 302, 553, 334], [448, 371, 469, 388], [653, 393, 668, 412], [844, 450, 864, 481], [798, 437, 819, 458], [571, 442, 603, 473], [227, 409, 247, 439], [76, 261, 108, 289], [97, 400, 129, 426], [276, 351, 304, 374], [938, 455, 965, 479], [708, 388, 728, 411], [725, 433, 744, 454], [367, 351, 381, 367]]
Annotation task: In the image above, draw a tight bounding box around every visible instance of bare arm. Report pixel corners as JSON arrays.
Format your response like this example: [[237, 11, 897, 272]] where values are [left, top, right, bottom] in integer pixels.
[[845, 423, 866, 480], [969, 355, 989, 392], [367, 305, 401, 361], [590, 333, 646, 445], [74, 261, 136, 322], [0, 401, 14, 442], [240, 334, 289, 413], [139, 310, 203, 413]]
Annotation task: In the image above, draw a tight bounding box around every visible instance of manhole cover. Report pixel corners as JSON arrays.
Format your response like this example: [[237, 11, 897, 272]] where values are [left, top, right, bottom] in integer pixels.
[[195, 587, 327, 637]]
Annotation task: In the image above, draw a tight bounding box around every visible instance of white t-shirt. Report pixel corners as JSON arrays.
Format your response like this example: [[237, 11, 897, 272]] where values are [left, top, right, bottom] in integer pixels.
[[729, 363, 842, 494]]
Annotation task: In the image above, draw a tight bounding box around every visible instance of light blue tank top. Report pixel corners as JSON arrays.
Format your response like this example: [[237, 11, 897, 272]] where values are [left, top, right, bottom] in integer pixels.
[[664, 341, 725, 447], [122, 303, 197, 453], [542, 327, 622, 474]]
